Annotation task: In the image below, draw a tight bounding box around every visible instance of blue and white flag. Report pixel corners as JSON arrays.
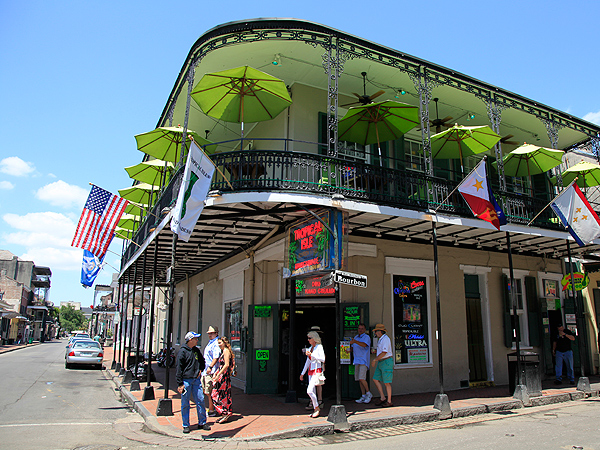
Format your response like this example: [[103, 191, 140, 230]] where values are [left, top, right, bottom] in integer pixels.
[[81, 249, 104, 288], [551, 181, 600, 246], [170, 140, 216, 242]]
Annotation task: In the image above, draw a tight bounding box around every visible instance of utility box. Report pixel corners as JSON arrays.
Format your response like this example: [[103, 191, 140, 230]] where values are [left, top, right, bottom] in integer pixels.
[[508, 351, 542, 397]]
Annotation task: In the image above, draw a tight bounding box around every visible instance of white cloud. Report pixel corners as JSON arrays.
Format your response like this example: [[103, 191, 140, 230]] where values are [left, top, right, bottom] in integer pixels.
[[583, 110, 600, 126], [2, 212, 81, 270], [0, 181, 14, 190], [35, 180, 88, 209], [0, 156, 35, 176]]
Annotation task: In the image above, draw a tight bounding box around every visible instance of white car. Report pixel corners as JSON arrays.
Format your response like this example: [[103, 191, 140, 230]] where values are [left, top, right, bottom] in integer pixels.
[[65, 341, 103, 369]]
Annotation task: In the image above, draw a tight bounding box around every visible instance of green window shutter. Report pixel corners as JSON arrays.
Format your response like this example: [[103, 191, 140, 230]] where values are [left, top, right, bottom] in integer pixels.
[[525, 276, 541, 347], [464, 274, 480, 298], [501, 274, 513, 348], [531, 173, 550, 201]]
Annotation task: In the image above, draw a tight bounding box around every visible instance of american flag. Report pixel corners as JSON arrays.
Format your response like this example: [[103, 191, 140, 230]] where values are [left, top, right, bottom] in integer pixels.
[[71, 185, 129, 258]]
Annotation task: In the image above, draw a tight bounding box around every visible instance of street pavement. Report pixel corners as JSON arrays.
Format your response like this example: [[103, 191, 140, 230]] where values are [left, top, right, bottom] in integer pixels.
[[103, 345, 600, 446]]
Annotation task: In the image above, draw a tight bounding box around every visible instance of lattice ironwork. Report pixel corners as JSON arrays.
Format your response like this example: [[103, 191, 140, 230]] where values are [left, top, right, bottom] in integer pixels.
[[479, 94, 509, 191]]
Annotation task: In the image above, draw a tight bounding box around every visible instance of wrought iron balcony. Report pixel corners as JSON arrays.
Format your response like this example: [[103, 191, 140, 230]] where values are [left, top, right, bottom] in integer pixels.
[[121, 139, 562, 265]]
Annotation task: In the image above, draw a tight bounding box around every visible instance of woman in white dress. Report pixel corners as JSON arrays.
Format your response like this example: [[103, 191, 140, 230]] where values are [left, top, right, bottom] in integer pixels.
[[299, 331, 325, 418]]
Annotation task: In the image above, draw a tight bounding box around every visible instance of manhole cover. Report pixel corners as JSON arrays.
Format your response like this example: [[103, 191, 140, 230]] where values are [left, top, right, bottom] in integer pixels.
[[73, 446, 120, 450]]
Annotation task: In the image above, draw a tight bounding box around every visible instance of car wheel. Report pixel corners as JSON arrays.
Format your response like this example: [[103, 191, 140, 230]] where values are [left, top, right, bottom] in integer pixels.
[[65, 362, 71, 369], [95, 364, 102, 370]]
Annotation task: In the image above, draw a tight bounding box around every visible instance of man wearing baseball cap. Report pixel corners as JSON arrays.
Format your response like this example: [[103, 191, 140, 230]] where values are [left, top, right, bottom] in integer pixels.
[[176, 331, 210, 434]]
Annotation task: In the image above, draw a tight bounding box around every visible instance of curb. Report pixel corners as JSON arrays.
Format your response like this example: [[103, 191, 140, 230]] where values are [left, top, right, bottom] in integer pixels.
[[0, 342, 41, 354], [103, 367, 600, 443]]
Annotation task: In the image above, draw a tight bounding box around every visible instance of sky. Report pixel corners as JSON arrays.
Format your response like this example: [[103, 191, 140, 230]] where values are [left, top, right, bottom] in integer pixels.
[[1, 0, 599, 307]]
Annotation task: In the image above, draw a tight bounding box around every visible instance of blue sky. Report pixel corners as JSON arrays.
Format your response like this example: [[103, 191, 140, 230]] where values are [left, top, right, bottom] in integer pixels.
[[1, 0, 599, 307]]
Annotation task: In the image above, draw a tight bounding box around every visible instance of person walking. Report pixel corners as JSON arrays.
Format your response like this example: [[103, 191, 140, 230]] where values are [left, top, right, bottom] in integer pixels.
[[350, 323, 372, 404], [202, 326, 220, 417], [371, 323, 393, 407], [212, 336, 235, 423], [300, 331, 325, 418], [176, 331, 211, 434], [553, 324, 576, 385]]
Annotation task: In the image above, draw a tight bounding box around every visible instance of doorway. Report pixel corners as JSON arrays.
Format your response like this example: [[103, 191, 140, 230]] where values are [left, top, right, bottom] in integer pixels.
[[279, 303, 336, 399], [464, 274, 487, 382]]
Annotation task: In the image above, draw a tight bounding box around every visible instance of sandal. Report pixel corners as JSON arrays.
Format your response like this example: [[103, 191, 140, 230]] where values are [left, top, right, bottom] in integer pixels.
[[217, 413, 232, 423], [310, 408, 320, 418]]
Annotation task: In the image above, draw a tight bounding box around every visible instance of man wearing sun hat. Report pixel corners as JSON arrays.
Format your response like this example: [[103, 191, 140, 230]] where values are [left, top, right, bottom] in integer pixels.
[[202, 325, 221, 417], [371, 323, 393, 407], [176, 331, 210, 434]]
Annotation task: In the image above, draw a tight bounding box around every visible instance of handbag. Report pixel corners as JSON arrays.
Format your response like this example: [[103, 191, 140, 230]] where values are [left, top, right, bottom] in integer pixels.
[[315, 373, 326, 386]]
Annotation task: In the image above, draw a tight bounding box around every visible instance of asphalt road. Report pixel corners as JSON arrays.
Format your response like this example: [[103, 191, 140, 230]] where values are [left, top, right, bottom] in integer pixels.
[[0, 338, 152, 450]]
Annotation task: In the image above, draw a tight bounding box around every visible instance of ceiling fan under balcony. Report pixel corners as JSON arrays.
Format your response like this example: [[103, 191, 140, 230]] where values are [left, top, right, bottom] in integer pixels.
[[341, 72, 385, 107], [430, 98, 453, 134], [500, 134, 519, 146]]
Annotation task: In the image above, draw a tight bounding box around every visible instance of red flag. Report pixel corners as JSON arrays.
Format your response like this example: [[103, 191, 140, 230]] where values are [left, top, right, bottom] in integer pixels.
[[457, 160, 506, 230]]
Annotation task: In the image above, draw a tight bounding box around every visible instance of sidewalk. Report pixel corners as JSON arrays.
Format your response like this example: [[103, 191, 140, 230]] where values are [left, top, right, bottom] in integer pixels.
[[0, 341, 40, 354], [102, 346, 600, 441]]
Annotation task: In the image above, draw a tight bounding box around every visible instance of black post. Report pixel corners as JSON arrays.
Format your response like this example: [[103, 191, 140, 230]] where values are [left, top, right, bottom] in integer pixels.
[[121, 270, 131, 371], [115, 280, 124, 371], [134, 251, 147, 378], [285, 277, 297, 403], [335, 280, 341, 406], [157, 232, 176, 416], [129, 263, 138, 370], [143, 239, 158, 400], [566, 240, 590, 392], [432, 220, 451, 417]]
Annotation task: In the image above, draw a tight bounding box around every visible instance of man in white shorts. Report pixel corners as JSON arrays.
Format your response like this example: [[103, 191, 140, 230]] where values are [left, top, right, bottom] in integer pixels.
[[202, 326, 220, 417]]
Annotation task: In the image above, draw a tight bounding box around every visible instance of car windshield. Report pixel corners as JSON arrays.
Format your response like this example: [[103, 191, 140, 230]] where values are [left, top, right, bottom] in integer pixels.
[[73, 342, 101, 349]]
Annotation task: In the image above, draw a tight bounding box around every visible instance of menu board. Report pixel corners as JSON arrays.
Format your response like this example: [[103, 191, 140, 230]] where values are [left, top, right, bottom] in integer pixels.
[[392, 275, 429, 365]]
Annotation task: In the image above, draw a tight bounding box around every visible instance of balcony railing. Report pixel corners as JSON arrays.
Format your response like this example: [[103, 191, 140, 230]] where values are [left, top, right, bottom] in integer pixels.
[[121, 140, 562, 264]]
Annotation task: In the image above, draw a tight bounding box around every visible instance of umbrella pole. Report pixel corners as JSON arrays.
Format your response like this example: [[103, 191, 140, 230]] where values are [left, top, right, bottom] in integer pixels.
[[376, 126, 383, 167]]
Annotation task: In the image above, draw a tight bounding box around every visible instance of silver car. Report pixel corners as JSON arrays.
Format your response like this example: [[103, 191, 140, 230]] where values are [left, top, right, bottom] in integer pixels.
[[65, 340, 103, 369]]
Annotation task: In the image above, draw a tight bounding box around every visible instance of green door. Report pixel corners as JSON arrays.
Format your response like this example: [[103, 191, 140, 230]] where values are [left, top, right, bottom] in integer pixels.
[[246, 304, 279, 394], [340, 303, 369, 400]]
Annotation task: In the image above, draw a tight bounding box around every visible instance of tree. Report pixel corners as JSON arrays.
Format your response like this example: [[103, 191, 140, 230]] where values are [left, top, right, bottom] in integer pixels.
[[58, 304, 86, 333]]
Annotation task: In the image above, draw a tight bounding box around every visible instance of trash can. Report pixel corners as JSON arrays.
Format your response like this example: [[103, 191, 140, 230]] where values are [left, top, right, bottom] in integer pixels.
[[507, 351, 542, 397]]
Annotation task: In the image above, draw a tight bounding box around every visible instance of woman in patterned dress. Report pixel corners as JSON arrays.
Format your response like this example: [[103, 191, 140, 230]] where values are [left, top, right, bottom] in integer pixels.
[[211, 336, 234, 423]]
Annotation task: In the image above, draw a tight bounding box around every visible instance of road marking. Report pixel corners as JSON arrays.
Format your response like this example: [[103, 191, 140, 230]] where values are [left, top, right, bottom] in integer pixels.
[[0, 422, 114, 428]]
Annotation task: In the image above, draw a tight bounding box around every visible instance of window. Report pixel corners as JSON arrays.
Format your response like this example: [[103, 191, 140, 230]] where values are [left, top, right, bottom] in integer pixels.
[[197, 288, 203, 338], [502, 269, 533, 348], [176, 295, 183, 344], [404, 139, 424, 171], [224, 300, 243, 352]]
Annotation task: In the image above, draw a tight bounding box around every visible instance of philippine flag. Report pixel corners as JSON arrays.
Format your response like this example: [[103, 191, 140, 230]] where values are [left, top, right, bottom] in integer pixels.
[[550, 181, 600, 246], [457, 159, 507, 230]]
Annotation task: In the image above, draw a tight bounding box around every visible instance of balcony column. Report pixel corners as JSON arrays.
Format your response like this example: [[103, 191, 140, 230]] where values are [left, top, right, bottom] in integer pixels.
[[322, 36, 347, 161], [543, 117, 564, 187], [481, 94, 508, 191], [409, 67, 438, 179], [178, 58, 200, 167]]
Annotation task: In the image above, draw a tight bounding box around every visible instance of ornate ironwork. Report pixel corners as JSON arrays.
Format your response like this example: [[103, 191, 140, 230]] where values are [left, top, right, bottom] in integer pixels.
[[543, 117, 564, 186], [479, 94, 508, 190], [180, 58, 199, 167]]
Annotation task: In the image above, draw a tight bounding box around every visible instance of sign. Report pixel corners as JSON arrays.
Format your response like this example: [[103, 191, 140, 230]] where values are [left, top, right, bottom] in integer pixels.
[[343, 305, 360, 329], [258, 360, 267, 372], [283, 209, 348, 278], [294, 275, 336, 297], [392, 275, 429, 365], [334, 270, 367, 288], [255, 349, 270, 361], [320, 273, 334, 288], [254, 305, 272, 318], [561, 272, 589, 292], [565, 313, 576, 324], [340, 341, 351, 364]]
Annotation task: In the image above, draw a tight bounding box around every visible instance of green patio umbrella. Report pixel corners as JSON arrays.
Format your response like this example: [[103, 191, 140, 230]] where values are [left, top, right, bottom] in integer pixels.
[[431, 125, 501, 173], [495, 144, 564, 178], [338, 100, 419, 166], [551, 160, 600, 191], [118, 183, 158, 206], [114, 226, 134, 240], [191, 65, 292, 138], [125, 160, 174, 187], [124, 201, 144, 216], [117, 214, 141, 231], [135, 126, 216, 164]]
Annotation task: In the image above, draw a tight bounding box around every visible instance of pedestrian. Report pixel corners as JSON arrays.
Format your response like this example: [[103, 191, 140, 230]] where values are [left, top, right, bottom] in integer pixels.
[[304, 326, 324, 410], [371, 323, 393, 407], [212, 336, 235, 423], [300, 331, 325, 418], [16, 333, 22, 345], [176, 331, 211, 434], [350, 323, 372, 404], [202, 325, 220, 417], [553, 324, 576, 385]]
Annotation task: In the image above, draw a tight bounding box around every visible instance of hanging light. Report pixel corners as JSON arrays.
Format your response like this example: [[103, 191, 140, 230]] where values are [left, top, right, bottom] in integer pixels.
[[272, 54, 282, 65]]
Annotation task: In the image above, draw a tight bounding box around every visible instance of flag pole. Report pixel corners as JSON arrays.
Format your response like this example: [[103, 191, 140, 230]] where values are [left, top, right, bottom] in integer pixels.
[[527, 179, 578, 226], [434, 157, 487, 213], [88, 182, 162, 221]]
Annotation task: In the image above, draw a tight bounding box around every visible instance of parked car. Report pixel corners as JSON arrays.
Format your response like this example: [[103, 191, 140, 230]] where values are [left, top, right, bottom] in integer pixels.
[[66, 337, 94, 350], [65, 341, 103, 369]]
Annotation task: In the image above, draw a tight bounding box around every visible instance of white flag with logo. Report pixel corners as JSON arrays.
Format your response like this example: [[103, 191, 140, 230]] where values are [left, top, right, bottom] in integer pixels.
[[170, 140, 215, 242]]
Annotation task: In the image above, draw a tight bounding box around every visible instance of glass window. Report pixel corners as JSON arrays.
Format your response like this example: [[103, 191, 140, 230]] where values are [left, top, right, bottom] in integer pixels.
[[404, 139, 424, 172], [224, 300, 243, 352], [511, 278, 530, 347]]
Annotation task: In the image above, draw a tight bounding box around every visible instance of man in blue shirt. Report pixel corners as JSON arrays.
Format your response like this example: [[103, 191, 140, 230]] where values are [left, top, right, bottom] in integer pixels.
[[350, 323, 372, 403], [202, 325, 221, 416]]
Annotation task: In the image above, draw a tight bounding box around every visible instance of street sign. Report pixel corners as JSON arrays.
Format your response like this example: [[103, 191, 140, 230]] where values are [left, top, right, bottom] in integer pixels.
[[334, 270, 367, 288]]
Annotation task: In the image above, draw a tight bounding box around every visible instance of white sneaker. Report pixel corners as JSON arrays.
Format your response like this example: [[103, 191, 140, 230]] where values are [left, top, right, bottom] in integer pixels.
[[364, 392, 373, 403], [355, 394, 366, 403]]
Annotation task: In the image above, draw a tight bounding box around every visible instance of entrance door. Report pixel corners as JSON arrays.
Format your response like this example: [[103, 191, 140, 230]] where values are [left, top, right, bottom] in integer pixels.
[[464, 274, 487, 382], [340, 303, 369, 400], [246, 304, 279, 394]]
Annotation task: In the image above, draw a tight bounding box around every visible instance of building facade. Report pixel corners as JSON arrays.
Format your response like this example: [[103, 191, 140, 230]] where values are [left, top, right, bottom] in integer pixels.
[[115, 19, 600, 398]]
